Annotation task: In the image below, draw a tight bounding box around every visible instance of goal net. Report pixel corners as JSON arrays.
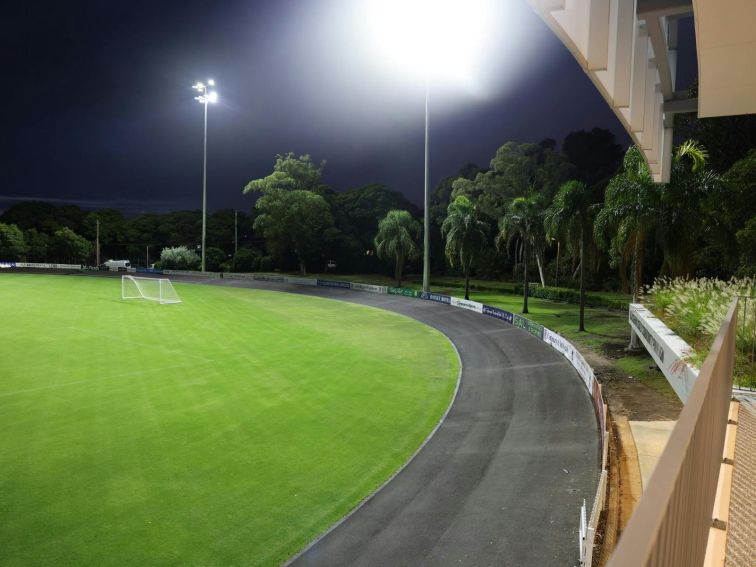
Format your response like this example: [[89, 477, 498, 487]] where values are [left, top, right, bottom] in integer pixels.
[[122, 275, 182, 304]]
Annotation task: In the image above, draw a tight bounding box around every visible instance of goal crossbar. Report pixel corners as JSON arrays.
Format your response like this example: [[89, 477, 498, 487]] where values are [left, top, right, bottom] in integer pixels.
[[122, 275, 182, 304]]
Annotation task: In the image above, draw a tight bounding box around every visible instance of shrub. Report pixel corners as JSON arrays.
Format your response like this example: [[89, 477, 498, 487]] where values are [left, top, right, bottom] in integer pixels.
[[158, 246, 200, 270], [513, 284, 629, 310], [204, 247, 227, 272], [258, 255, 274, 272], [643, 277, 756, 387], [232, 249, 258, 272]]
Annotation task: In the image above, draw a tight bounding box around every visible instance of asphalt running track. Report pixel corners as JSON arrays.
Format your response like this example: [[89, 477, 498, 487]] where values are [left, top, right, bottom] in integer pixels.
[[18, 271, 600, 565], [197, 277, 600, 567]]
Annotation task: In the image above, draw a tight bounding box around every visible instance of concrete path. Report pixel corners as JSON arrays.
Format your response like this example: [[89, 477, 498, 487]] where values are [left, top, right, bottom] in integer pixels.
[[628, 420, 675, 489], [201, 279, 600, 567]]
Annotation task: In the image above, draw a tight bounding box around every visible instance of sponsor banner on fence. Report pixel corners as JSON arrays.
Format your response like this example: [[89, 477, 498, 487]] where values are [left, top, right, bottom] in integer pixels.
[[573, 351, 594, 392], [136, 267, 163, 274], [350, 282, 388, 294], [591, 378, 606, 443], [0, 261, 16, 268], [317, 279, 351, 289], [512, 314, 545, 340], [285, 276, 318, 286], [253, 273, 285, 282], [482, 304, 514, 324], [629, 303, 698, 403], [224, 272, 256, 280], [543, 327, 574, 359], [388, 287, 418, 297], [14, 262, 82, 270], [450, 297, 483, 313], [420, 291, 451, 304], [543, 327, 594, 392], [162, 269, 221, 278]]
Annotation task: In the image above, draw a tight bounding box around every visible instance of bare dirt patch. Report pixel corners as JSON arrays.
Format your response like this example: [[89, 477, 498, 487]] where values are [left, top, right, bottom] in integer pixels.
[[582, 345, 682, 421], [574, 339, 682, 565]]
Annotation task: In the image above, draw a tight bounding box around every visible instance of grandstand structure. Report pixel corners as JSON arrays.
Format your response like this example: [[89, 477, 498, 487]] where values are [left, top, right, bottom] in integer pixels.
[[527, 0, 756, 183]]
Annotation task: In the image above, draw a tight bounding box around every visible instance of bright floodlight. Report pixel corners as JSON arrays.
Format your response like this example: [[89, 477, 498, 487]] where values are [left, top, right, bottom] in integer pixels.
[[208, 79, 215, 86], [361, 0, 495, 85], [207, 91, 218, 103]]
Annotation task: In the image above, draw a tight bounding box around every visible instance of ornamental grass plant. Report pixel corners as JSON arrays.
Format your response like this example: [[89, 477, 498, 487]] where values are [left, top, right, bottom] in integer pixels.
[[642, 277, 756, 388]]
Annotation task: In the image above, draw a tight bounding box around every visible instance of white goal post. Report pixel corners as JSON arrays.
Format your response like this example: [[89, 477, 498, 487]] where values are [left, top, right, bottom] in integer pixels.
[[122, 275, 182, 304]]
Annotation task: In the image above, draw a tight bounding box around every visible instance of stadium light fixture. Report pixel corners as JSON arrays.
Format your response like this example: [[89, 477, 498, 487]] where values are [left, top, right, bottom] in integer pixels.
[[361, 0, 494, 292], [192, 79, 218, 272]]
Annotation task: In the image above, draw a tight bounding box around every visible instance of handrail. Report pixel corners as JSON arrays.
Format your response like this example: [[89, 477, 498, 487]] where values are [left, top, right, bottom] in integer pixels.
[[607, 298, 738, 566]]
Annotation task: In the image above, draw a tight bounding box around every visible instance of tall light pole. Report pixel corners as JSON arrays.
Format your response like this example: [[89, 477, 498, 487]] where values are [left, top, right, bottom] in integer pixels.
[[359, 0, 495, 292], [192, 79, 218, 272], [422, 79, 430, 292]]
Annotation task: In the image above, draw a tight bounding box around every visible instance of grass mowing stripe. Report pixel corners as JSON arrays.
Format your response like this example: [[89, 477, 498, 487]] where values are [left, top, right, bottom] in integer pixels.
[[0, 274, 458, 566]]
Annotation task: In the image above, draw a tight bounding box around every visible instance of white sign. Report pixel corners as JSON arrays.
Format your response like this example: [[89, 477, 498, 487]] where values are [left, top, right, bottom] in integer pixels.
[[450, 297, 484, 313], [14, 262, 82, 269], [629, 304, 699, 403], [253, 274, 285, 282], [543, 328, 593, 391], [285, 276, 318, 286], [350, 282, 388, 294], [162, 269, 221, 278]]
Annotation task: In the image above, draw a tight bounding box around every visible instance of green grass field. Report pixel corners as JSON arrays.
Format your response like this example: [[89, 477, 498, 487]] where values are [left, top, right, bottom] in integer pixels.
[[0, 274, 459, 566]]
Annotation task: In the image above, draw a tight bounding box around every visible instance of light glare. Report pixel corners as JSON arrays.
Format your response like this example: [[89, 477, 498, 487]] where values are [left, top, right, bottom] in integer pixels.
[[207, 91, 218, 103], [361, 0, 495, 87], [208, 79, 215, 86]]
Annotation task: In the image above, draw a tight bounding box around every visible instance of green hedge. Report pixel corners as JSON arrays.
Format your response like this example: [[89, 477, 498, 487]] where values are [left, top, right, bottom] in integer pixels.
[[513, 284, 629, 311]]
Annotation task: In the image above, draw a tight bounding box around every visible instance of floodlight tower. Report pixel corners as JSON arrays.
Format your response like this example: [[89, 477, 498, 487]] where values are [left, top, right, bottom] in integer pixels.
[[423, 78, 430, 292], [361, 0, 492, 292], [192, 79, 218, 272]]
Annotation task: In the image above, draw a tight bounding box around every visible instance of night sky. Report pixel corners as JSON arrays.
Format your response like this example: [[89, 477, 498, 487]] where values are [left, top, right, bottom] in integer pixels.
[[2, 1, 698, 215]]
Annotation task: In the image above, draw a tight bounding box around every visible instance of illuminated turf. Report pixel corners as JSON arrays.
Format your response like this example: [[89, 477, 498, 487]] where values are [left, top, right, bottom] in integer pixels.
[[0, 274, 459, 566]]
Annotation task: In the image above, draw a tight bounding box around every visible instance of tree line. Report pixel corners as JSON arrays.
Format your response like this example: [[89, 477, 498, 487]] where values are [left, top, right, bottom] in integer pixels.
[[2, 111, 754, 305]]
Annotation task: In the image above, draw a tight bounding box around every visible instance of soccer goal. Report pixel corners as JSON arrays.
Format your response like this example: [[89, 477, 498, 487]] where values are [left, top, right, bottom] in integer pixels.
[[122, 275, 182, 304]]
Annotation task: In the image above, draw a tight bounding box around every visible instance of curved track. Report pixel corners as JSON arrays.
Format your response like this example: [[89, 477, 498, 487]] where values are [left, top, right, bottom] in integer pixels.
[[37, 270, 599, 565], [194, 278, 600, 567]]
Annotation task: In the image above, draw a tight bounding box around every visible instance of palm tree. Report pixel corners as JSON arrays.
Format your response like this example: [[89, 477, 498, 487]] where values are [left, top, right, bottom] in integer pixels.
[[657, 141, 721, 277], [545, 180, 600, 332], [374, 210, 421, 287], [497, 195, 544, 314], [595, 142, 719, 299], [441, 195, 489, 300], [594, 141, 718, 348], [594, 145, 660, 309]]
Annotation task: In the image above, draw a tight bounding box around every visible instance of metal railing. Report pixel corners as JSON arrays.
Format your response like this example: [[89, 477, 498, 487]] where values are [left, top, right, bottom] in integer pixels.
[[607, 298, 738, 567]]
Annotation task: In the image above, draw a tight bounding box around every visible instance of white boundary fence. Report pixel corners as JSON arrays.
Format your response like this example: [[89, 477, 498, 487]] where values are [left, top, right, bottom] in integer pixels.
[[2, 262, 83, 269], [628, 303, 698, 402]]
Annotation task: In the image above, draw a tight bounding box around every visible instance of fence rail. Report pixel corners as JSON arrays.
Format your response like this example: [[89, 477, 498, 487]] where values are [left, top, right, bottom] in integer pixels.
[[607, 299, 738, 567]]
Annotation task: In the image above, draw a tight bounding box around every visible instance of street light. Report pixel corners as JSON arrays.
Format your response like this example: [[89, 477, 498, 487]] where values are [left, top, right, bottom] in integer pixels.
[[192, 80, 219, 272]]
